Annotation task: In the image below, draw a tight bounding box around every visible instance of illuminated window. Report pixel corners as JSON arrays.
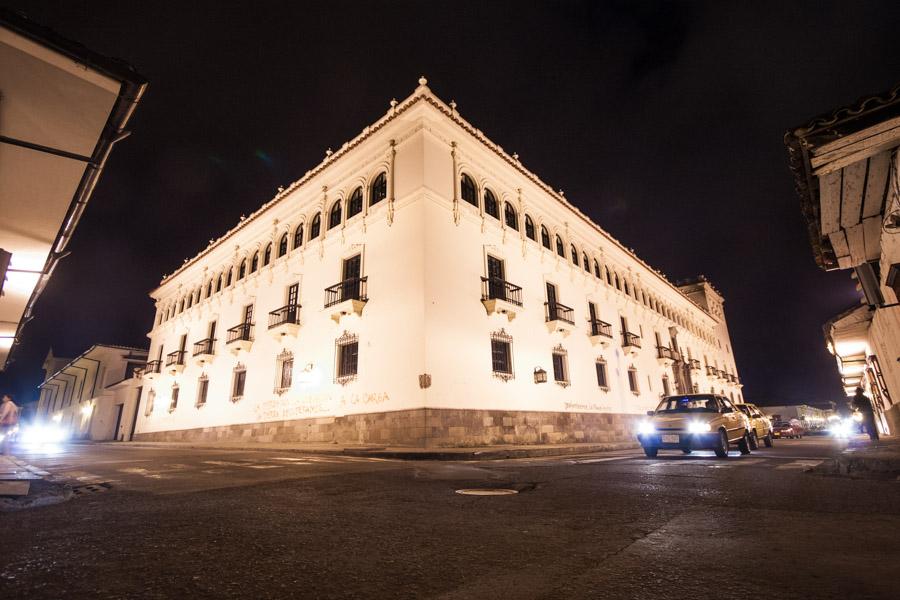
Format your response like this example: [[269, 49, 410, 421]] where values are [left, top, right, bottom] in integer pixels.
[[484, 189, 499, 218], [490, 329, 513, 380], [370, 172, 387, 206], [335, 331, 359, 385], [460, 173, 477, 206], [329, 200, 342, 229], [525, 215, 535, 240]]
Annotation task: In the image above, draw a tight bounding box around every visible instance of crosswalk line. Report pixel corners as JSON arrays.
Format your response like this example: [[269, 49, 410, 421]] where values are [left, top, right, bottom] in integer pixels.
[[775, 460, 823, 470]]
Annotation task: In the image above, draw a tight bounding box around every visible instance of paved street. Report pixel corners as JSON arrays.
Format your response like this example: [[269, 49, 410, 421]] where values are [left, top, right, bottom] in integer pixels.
[[1, 437, 898, 599]]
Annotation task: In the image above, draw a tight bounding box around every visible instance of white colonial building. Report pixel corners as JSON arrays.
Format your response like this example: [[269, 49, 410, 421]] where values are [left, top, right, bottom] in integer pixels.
[[135, 78, 743, 446]]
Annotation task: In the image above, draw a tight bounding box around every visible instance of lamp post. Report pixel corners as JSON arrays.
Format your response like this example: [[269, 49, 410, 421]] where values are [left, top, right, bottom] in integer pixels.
[[533, 367, 547, 384]]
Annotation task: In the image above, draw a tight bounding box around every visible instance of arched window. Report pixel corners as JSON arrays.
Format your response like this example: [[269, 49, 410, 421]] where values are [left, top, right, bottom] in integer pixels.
[[206, 280, 213, 298], [278, 233, 288, 257], [328, 200, 342, 229], [460, 173, 477, 206], [504, 202, 518, 230], [263, 243, 272, 266], [556, 236, 565, 257], [293, 224, 304, 249], [226, 268, 233, 287], [178, 299, 184, 313], [484, 189, 499, 218], [250, 253, 259, 273], [309, 213, 321, 239], [583, 253, 590, 273], [571, 245, 578, 266], [594, 260, 601, 278], [216, 273, 222, 292], [614, 273, 620, 290], [541, 226, 551, 249], [525, 215, 535, 240], [347, 187, 363, 219], [624, 281, 631, 296], [238, 259, 246, 280], [370, 172, 387, 206]]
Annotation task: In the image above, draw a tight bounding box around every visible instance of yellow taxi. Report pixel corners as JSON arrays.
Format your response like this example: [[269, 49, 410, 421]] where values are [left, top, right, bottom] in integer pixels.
[[736, 403, 774, 448], [637, 394, 752, 458]]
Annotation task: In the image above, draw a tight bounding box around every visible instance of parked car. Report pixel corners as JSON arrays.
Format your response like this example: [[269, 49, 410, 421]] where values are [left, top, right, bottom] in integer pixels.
[[736, 403, 774, 448], [637, 394, 752, 458], [772, 421, 802, 439]]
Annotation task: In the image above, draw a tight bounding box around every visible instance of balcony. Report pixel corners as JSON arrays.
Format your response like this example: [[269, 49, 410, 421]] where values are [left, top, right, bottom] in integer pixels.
[[545, 302, 575, 335], [226, 322, 254, 354], [705, 365, 717, 378], [480, 277, 522, 321], [657, 346, 676, 367], [622, 332, 641, 356], [588, 319, 613, 347], [688, 359, 702, 371], [143, 360, 162, 381], [192, 338, 215, 366], [268, 304, 301, 340], [165, 351, 186, 375], [324, 277, 367, 323]]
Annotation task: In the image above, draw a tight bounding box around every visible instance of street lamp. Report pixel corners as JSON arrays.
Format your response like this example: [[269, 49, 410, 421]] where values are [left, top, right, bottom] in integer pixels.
[[533, 367, 547, 384]]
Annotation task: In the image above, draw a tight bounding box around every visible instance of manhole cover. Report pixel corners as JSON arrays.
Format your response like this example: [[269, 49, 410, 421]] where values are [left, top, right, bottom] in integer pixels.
[[455, 488, 518, 496]]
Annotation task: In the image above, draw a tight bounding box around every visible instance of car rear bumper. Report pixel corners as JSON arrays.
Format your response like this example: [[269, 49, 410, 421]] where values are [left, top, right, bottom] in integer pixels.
[[638, 432, 718, 450]]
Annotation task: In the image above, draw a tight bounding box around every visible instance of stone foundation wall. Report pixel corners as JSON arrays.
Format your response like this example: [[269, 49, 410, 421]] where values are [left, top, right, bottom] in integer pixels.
[[134, 408, 642, 448]]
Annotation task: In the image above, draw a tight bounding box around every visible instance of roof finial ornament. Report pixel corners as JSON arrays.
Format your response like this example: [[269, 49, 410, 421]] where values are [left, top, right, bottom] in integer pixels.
[[559, 189, 565, 196], [450, 100, 457, 113], [418, 75, 428, 87], [325, 148, 333, 157], [512, 152, 519, 161]]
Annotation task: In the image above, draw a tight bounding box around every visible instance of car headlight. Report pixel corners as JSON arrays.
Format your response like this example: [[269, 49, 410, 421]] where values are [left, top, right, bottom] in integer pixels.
[[688, 421, 711, 434], [638, 421, 657, 435]]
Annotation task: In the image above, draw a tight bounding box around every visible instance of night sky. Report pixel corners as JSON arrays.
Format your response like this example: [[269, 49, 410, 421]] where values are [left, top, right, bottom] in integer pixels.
[[3, 0, 899, 408]]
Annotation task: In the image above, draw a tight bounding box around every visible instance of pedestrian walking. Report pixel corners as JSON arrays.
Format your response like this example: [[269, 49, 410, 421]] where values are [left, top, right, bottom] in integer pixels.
[[0, 394, 19, 455], [851, 387, 880, 442]]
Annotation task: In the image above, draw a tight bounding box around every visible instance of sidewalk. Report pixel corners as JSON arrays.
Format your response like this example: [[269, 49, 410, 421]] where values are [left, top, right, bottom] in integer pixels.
[[112, 439, 641, 461], [818, 435, 900, 478]]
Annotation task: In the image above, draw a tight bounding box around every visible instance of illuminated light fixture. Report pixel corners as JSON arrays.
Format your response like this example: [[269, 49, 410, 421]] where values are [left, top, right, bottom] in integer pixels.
[[51, 413, 62, 423], [0, 336, 13, 350], [533, 367, 547, 384], [81, 405, 93, 416]]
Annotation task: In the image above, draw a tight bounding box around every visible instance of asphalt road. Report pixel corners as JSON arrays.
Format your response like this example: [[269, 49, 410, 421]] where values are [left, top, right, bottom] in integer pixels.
[[1, 436, 898, 599]]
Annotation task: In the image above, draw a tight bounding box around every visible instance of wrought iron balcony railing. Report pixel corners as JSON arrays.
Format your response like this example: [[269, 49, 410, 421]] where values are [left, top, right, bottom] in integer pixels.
[[589, 319, 612, 338], [165, 351, 185, 367], [544, 302, 575, 325], [622, 331, 641, 348], [268, 304, 301, 329], [688, 359, 702, 370], [226, 322, 253, 344], [480, 277, 523, 306], [657, 346, 676, 361], [192, 338, 215, 357], [324, 276, 368, 308], [706, 365, 717, 377], [144, 360, 162, 374]]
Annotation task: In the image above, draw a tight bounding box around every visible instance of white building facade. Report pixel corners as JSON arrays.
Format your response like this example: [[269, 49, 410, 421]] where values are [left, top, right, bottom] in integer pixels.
[[37, 344, 148, 441], [135, 79, 743, 447]]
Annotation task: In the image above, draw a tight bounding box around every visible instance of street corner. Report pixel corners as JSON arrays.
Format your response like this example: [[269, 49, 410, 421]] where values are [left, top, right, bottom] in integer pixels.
[[0, 456, 73, 512]]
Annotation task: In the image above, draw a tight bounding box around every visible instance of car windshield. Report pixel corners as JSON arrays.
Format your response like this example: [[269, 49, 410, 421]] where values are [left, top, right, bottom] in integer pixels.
[[655, 396, 719, 413], [737, 405, 751, 415]]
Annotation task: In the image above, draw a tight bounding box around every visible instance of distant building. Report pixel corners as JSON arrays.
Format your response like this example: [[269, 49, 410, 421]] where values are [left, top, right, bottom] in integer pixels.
[[0, 9, 147, 370], [786, 82, 900, 435], [37, 344, 148, 441], [760, 405, 830, 430], [135, 78, 743, 447]]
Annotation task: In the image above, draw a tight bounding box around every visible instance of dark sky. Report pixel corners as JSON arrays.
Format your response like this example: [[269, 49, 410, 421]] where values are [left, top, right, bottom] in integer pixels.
[[3, 0, 899, 408]]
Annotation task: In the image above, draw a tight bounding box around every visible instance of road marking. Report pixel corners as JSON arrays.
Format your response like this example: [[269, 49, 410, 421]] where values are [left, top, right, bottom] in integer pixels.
[[245, 464, 284, 469], [775, 460, 823, 470], [570, 456, 636, 464]]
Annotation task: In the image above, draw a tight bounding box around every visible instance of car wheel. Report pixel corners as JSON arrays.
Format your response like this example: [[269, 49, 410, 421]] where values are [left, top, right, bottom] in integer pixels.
[[681, 448, 692, 454], [714, 430, 729, 458], [764, 432, 773, 448], [749, 431, 759, 450], [643, 446, 658, 458], [738, 433, 752, 455]]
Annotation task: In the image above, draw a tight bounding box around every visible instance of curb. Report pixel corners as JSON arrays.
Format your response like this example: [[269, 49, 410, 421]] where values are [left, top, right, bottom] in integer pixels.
[[110, 441, 641, 461], [814, 454, 900, 478]]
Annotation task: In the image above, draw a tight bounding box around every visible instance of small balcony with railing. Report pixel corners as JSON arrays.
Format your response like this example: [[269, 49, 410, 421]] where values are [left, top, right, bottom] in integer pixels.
[[226, 322, 254, 354], [324, 276, 367, 323], [165, 350, 186, 375], [705, 365, 717, 378], [268, 304, 301, 340], [656, 346, 677, 367], [192, 338, 216, 366], [142, 360, 162, 381], [544, 302, 575, 336], [688, 358, 702, 371], [480, 277, 522, 321], [622, 332, 641, 356], [588, 319, 613, 347]]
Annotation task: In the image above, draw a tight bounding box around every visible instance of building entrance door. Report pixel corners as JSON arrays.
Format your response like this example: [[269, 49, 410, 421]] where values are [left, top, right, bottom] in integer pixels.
[[112, 403, 124, 441], [342, 255, 361, 300], [487, 256, 505, 300]]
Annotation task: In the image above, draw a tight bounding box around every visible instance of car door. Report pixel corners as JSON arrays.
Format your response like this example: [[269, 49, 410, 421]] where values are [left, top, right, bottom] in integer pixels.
[[720, 397, 744, 441]]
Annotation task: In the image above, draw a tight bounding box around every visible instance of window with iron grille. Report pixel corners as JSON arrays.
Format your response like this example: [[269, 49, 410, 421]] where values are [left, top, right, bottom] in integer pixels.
[[275, 350, 293, 394], [232, 363, 246, 401], [490, 329, 513, 380], [196, 374, 209, 407], [145, 389, 155, 416], [169, 384, 179, 412], [595, 359, 608, 390], [628, 367, 640, 394], [335, 332, 359, 385], [552, 345, 569, 387]]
